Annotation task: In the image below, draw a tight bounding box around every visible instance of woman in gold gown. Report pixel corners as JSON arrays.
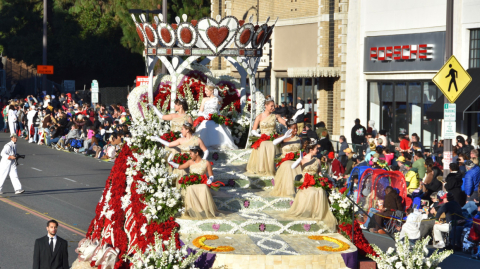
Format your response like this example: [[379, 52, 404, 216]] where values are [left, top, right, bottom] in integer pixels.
[[270, 119, 302, 197], [150, 122, 208, 187], [285, 139, 337, 231], [148, 98, 193, 132], [169, 146, 219, 219], [246, 99, 289, 176]]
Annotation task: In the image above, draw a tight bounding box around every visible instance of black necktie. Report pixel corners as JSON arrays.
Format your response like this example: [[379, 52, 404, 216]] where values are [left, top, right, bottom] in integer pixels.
[[50, 238, 54, 253]]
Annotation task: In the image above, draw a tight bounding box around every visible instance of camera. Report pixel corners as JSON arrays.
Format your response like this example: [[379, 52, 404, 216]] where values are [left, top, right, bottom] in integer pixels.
[[14, 154, 25, 166]]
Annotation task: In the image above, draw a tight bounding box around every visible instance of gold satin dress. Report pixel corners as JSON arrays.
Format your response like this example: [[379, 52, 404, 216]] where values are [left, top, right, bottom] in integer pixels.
[[285, 157, 337, 231], [270, 136, 302, 197], [172, 136, 200, 188], [246, 114, 277, 176], [184, 159, 220, 219], [170, 114, 190, 132]]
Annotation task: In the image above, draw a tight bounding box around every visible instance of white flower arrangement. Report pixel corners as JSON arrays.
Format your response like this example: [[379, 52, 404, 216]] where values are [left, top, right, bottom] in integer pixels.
[[128, 85, 150, 123], [124, 229, 203, 269], [368, 233, 453, 269]]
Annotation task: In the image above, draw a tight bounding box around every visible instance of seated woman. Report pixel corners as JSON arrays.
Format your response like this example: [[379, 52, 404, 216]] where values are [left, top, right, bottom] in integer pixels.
[[270, 119, 302, 197], [246, 99, 294, 177], [150, 122, 208, 187], [193, 81, 238, 150], [148, 98, 193, 132], [169, 146, 219, 219], [284, 139, 337, 231]]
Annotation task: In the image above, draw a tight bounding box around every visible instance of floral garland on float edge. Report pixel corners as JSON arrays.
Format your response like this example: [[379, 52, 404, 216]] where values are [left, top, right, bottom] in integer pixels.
[[75, 104, 203, 268], [368, 233, 452, 269]]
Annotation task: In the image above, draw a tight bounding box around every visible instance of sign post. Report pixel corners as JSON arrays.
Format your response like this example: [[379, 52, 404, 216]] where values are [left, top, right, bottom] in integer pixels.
[[91, 80, 99, 104]]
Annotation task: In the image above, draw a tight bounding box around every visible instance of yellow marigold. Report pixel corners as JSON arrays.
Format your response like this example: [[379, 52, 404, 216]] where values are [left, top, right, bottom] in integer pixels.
[[308, 235, 350, 252], [192, 235, 235, 252]]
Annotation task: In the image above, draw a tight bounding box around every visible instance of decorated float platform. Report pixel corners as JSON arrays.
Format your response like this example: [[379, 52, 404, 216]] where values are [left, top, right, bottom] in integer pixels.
[[70, 12, 365, 269]]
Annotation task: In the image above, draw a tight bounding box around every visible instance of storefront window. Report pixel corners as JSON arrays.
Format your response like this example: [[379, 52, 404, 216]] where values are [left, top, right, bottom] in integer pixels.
[[395, 83, 408, 140], [408, 82, 422, 138], [381, 83, 394, 133], [423, 82, 440, 147], [369, 82, 380, 134]]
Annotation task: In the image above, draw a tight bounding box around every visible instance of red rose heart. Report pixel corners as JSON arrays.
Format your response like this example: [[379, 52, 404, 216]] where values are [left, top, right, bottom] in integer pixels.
[[239, 20, 245, 27], [136, 24, 145, 42], [191, 20, 198, 27], [180, 28, 193, 44], [239, 29, 251, 44], [172, 23, 178, 30], [207, 26, 229, 47], [160, 28, 171, 43]]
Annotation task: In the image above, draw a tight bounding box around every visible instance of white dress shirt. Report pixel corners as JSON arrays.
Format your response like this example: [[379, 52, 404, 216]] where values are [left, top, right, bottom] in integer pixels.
[[47, 234, 57, 250]]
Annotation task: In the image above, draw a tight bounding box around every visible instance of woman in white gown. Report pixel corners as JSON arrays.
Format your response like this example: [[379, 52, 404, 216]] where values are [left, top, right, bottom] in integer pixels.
[[194, 82, 238, 150]]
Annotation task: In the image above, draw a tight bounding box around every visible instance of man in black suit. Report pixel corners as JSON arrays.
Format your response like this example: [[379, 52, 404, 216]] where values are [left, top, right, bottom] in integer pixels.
[[33, 220, 69, 269]]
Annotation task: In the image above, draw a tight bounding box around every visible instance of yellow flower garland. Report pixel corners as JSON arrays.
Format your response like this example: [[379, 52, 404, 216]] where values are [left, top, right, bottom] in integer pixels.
[[308, 235, 350, 252], [192, 235, 235, 252]]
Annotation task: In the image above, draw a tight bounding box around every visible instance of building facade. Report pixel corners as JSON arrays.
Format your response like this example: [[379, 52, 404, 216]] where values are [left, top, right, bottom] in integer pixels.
[[345, 0, 480, 148], [210, 0, 349, 138]]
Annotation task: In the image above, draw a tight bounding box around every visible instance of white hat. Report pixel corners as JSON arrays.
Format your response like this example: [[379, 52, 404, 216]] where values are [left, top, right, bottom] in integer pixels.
[[121, 112, 126, 115]]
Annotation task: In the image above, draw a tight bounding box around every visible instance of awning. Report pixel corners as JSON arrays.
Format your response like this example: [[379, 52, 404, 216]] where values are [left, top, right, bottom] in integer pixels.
[[426, 68, 480, 120], [287, 67, 341, 78]]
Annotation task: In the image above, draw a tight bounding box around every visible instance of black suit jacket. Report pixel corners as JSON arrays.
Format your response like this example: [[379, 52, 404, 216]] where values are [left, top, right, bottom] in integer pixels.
[[33, 235, 69, 269]]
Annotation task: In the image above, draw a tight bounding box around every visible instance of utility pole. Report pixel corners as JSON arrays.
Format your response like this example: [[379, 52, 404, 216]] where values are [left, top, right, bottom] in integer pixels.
[[443, 0, 454, 178], [161, 0, 167, 74], [42, 0, 47, 94]]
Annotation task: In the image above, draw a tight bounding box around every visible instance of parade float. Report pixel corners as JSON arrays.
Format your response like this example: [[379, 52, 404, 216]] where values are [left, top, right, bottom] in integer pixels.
[[71, 13, 361, 269]]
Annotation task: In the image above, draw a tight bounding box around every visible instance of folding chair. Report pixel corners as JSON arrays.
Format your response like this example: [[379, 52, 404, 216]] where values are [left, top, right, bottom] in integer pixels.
[[384, 210, 405, 234]]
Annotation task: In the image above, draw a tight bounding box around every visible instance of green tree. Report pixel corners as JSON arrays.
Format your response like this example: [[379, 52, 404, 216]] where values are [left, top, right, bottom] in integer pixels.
[[170, 0, 210, 21]]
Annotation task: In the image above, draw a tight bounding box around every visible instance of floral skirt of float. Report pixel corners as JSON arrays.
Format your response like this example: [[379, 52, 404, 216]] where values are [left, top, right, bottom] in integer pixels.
[[246, 141, 276, 176], [270, 160, 302, 197], [284, 187, 337, 232]]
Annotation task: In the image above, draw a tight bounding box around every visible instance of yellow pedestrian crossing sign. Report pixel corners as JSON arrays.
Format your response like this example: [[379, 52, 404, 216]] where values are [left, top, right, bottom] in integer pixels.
[[432, 55, 472, 103]]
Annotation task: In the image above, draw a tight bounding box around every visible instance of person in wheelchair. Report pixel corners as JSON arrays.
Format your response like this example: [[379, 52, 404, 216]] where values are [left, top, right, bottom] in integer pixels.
[[433, 193, 464, 248]]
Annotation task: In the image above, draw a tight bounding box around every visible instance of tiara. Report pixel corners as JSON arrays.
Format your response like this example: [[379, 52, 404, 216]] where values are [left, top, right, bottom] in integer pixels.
[[265, 97, 274, 103], [206, 79, 216, 87], [287, 118, 296, 125], [309, 138, 317, 146], [183, 121, 193, 128], [177, 96, 186, 103], [189, 145, 201, 150]]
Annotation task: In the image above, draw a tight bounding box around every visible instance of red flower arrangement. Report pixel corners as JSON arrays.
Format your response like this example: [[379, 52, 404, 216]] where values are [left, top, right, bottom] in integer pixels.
[[160, 131, 181, 142], [298, 174, 333, 191], [275, 152, 300, 168], [170, 153, 191, 168], [193, 116, 207, 128], [338, 220, 377, 257], [251, 133, 279, 149], [209, 113, 233, 127], [178, 173, 207, 189]]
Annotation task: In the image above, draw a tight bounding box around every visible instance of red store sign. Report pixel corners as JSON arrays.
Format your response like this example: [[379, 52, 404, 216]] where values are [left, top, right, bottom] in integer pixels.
[[370, 44, 433, 61], [136, 76, 149, 87]]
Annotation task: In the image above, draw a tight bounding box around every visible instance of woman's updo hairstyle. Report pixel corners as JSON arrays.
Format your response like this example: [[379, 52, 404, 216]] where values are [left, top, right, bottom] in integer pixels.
[[189, 145, 204, 158], [183, 121, 195, 134], [302, 138, 317, 153], [264, 98, 275, 106], [286, 118, 297, 128], [175, 97, 188, 111]]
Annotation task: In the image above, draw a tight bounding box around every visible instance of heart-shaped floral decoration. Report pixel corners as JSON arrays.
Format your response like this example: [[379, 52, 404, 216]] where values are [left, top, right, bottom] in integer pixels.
[[235, 23, 254, 48], [197, 16, 239, 54], [252, 23, 268, 48], [176, 22, 197, 48], [157, 23, 176, 47]]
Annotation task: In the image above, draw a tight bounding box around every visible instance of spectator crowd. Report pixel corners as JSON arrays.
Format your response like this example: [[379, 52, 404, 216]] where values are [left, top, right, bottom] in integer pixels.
[[0, 91, 131, 161]]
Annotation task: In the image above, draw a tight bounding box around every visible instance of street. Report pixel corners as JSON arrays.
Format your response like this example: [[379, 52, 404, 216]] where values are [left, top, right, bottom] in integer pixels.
[[0, 132, 479, 268], [0, 133, 112, 268]]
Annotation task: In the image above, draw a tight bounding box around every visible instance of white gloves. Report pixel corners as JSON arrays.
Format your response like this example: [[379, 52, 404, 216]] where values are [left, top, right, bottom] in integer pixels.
[[203, 149, 209, 160], [273, 129, 293, 145], [207, 176, 214, 185], [148, 104, 164, 119], [168, 153, 174, 162], [168, 153, 179, 168], [291, 151, 304, 169], [251, 129, 261, 137], [292, 109, 305, 121], [296, 103, 303, 109], [150, 135, 170, 147]]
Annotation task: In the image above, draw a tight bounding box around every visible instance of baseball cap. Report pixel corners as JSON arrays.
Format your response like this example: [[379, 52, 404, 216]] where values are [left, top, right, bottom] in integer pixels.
[[343, 148, 353, 154], [397, 156, 406, 163], [10, 134, 18, 138]]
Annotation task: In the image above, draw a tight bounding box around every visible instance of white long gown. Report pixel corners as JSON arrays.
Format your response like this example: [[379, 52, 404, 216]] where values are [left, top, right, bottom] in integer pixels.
[[194, 97, 238, 150]]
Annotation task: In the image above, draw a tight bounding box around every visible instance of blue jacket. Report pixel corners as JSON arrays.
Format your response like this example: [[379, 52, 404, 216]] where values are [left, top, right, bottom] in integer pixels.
[[463, 165, 480, 196]]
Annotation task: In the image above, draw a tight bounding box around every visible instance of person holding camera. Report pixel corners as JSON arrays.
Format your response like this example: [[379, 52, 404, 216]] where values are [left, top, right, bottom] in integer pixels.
[[0, 134, 24, 195]]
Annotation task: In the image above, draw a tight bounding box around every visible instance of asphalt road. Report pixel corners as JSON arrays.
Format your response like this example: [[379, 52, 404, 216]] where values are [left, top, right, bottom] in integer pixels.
[[0, 133, 112, 269]]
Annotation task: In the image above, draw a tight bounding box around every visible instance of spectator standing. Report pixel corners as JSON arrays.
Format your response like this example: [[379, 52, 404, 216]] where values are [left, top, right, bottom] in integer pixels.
[[33, 220, 69, 269], [7, 105, 17, 136], [398, 134, 410, 152], [26, 106, 37, 143], [0, 134, 24, 194], [315, 121, 328, 140], [337, 135, 348, 157], [444, 163, 467, 206], [463, 160, 480, 202], [463, 137, 474, 157], [2, 104, 8, 132], [368, 120, 377, 138], [351, 118, 367, 154]]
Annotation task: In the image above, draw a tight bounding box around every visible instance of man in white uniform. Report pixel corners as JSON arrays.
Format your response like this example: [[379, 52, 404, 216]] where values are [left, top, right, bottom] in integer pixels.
[[26, 106, 37, 143], [0, 134, 24, 194]]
